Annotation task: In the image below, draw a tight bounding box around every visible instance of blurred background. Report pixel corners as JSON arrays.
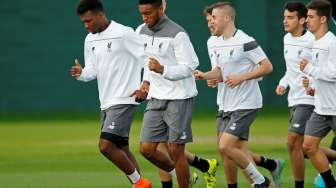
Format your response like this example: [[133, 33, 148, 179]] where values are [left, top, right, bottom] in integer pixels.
[[3, 0, 334, 116]]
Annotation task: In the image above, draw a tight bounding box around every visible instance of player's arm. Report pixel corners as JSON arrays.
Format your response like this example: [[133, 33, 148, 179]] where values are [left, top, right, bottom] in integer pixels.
[[194, 67, 222, 81], [275, 71, 289, 96], [206, 43, 221, 87], [73, 42, 97, 82], [225, 41, 273, 88], [300, 43, 336, 82], [123, 29, 149, 102], [149, 32, 199, 81]]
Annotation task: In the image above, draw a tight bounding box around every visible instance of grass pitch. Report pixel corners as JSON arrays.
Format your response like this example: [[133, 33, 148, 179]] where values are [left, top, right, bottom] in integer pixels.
[[0, 111, 334, 188]]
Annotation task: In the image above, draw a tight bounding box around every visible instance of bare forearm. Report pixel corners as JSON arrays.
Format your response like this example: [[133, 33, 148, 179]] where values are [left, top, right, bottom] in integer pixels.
[[241, 60, 272, 81], [203, 68, 222, 80]]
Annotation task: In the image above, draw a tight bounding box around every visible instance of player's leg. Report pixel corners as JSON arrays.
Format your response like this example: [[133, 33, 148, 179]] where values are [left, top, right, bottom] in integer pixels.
[[140, 142, 175, 172], [287, 132, 305, 188], [169, 143, 189, 188], [158, 169, 173, 188], [303, 112, 336, 187], [140, 100, 175, 172], [99, 105, 151, 187], [156, 143, 174, 188], [217, 112, 238, 188], [165, 98, 194, 188], [186, 151, 213, 174], [330, 136, 336, 150], [321, 147, 336, 164], [99, 139, 137, 176], [287, 105, 314, 188], [251, 151, 284, 177], [219, 133, 262, 184], [218, 109, 270, 186], [218, 132, 238, 188], [251, 150, 285, 188], [120, 145, 140, 172], [185, 150, 218, 187]]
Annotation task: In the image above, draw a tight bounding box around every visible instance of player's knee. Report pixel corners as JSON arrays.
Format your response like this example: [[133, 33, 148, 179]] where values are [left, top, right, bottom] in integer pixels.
[[287, 140, 299, 152], [288, 135, 303, 152], [140, 144, 155, 159], [218, 143, 231, 155], [302, 141, 317, 155], [169, 144, 184, 156], [99, 134, 128, 155], [99, 140, 112, 155]]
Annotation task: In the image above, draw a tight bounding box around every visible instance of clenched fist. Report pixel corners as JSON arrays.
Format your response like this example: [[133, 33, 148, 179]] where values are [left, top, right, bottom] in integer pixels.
[[70, 59, 82, 79], [148, 58, 164, 74]]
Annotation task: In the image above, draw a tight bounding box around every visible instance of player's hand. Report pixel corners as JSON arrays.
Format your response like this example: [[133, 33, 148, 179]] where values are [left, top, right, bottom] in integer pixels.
[[305, 87, 315, 96], [207, 79, 218, 88], [140, 81, 150, 93], [302, 76, 310, 88], [70, 59, 82, 79], [300, 59, 309, 72], [148, 57, 164, 74], [131, 90, 148, 103], [131, 81, 150, 103], [225, 74, 244, 88], [193, 70, 204, 80], [275, 85, 286, 95]]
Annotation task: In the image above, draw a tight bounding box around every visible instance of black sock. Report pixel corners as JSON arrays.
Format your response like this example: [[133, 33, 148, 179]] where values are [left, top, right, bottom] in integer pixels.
[[327, 156, 335, 164], [256, 156, 277, 171], [190, 156, 210, 173], [320, 169, 336, 188], [330, 137, 336, 150], [161, 180, 173, 188], [329, 137, 336, 164], [295, 181, 304, 188], [228, 184, 238, 188]]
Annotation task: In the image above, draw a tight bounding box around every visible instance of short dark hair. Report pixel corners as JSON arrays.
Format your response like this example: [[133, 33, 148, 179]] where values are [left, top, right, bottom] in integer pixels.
[[284, 2, 308, 19], [211, 2, 234, 10], [76, 0, 104, 15], [203, 5, 214, 16], [211, 2, 236, 21], [139, 0, 162, 7], [307, 0, 332, 20]]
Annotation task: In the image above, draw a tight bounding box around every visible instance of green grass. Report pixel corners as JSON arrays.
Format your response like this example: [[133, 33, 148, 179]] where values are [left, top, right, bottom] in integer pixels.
[[0, 113, 334, 188]]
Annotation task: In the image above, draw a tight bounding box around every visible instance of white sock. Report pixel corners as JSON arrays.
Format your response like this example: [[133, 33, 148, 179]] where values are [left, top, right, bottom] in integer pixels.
[[244, 162, 265, 184], [127, 169, 141, 184], [169, 169, 176, 177]]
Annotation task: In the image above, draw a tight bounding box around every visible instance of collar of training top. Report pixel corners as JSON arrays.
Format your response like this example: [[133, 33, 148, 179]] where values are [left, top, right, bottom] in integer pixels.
[[149, 15, 168, 32]]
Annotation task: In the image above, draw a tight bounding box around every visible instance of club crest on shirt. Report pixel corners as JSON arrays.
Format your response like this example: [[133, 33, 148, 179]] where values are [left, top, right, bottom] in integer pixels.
[[158, 42, 163, 51], [284, 49, 288, 55], [298, 49, 303, 57], [229, 49, 234, 58], [315, 52, 319, 61], [92, 46, 95, 53], [107, 42, 112, 52]]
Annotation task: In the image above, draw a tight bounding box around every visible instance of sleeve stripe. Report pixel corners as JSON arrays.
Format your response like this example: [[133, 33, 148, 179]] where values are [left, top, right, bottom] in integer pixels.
[[243, 41, 259, 52]]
